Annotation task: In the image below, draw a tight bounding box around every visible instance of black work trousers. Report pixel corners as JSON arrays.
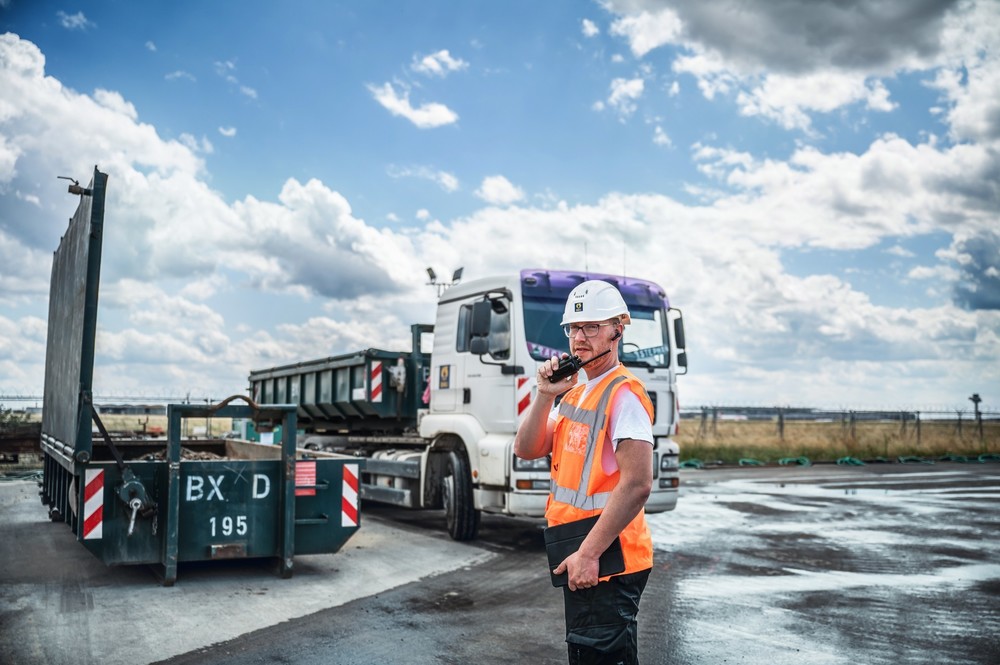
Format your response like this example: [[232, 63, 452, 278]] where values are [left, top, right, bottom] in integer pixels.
[[562, 569, 650, 665]]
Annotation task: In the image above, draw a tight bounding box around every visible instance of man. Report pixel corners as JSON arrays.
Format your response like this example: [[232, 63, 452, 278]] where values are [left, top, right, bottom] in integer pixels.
[[514, 279, 654, 665]]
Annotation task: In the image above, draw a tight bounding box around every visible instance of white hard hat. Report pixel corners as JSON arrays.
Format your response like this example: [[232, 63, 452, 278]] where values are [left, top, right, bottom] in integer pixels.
[[561, 280, 631, 326]]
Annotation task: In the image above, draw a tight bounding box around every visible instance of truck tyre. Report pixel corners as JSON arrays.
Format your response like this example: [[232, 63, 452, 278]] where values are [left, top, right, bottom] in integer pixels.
[[442, 449, 480, 541]]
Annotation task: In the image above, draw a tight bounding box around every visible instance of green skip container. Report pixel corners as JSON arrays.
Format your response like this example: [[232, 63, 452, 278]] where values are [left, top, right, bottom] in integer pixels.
[[39, 168, 362, 585]]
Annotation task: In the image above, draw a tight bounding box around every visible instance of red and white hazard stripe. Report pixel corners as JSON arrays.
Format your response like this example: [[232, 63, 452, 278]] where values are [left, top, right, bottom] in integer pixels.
[[83, 468, 104, 540], [370, 361, 383, 403], [341, 463, 359, 527], [516, 376, 532, 423]]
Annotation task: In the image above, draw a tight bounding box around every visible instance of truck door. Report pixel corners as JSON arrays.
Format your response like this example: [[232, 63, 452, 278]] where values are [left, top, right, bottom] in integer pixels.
[[430, 298, 463, 413]]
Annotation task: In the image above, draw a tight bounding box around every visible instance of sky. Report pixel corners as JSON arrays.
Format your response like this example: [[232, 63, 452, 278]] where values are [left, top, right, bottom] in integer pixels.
[[0, 0, 997, 413]]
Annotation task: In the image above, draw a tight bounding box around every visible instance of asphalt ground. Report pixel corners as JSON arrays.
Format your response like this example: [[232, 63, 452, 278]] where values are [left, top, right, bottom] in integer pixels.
[[2, 462, 998, 664]]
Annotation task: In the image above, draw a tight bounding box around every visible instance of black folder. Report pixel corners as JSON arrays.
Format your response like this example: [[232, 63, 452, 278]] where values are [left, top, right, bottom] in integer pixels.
[[543, 515, 625, 587]]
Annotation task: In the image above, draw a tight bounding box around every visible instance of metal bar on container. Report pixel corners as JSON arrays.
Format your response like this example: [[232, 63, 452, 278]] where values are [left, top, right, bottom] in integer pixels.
[[278, 409, 297, 578], [163, 405, 182, 586]]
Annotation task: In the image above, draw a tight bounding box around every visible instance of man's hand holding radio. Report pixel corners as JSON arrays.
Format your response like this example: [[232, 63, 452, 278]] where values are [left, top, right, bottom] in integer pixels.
[[537, 353, 578, 397]]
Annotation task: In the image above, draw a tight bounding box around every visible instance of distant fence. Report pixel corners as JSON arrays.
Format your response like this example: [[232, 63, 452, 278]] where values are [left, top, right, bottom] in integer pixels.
[[681, 406, 999, 445]]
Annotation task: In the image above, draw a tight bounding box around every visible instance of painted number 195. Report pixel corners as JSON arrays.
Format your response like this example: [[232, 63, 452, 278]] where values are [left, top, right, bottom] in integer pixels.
[[209, 515, 248, 537]]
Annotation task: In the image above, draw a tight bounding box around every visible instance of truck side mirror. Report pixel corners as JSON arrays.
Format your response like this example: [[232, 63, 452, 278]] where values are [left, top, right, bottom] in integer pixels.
[[470, 299, 492, 337], [673, 315, 688, 375], [468, 296, 514, 366]]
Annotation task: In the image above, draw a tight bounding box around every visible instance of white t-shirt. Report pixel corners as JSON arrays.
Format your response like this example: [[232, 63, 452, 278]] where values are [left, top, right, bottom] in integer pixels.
[[550, 365, 653, 474]]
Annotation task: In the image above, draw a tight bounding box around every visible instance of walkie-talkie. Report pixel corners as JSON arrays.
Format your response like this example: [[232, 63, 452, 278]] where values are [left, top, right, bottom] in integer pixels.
[[547, 348, 610, 383]]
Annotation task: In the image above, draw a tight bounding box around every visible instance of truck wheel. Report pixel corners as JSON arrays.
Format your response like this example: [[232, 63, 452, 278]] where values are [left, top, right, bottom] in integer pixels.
[[442, 450, 480, 541]]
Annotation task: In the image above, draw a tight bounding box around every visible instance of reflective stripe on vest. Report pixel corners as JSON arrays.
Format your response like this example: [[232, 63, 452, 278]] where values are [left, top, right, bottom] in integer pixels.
[[551, 375, 628, 511]]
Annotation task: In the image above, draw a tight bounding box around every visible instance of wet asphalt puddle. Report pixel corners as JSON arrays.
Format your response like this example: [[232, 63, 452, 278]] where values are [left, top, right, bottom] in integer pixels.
[[646, 466, 1000, 664]]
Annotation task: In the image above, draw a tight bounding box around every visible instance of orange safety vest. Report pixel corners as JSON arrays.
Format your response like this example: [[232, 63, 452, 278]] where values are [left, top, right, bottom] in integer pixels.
[[546, 365, 655, 577]]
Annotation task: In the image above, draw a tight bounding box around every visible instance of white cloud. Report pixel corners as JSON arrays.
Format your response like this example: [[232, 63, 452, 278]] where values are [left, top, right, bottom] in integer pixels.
[[166, 70, 196, 82], [0, 230, 50, 304], [145, 41, 156, 52], [909, 265, 960, 281], [606, 77, 644, 119], [582, 19, 600, 38], [607, 0, 994, 135], [367, 82, 459, 129], [865, 80, 895, 112], [0, 134, 22, 183], [0, 315, 46, 377], [886, 245, 915, 258], [438, 172, 459, 192], [387, 165, 459, 192], [735, 72, 897, 131], [179, 274, 229, 300], [474, 175, 525, 206], [609, 8, 683, 58], [416, 209, 431, 220], [179, 133, 214, 154], [215, 60, 236, 76], [57, 11, 95, 31], [929, 1, 1000, 142], [15, 190, 40, 206], [214, 60, 257, 99], [218, 126, 237, 138], [0, 34, 423, 314], [93, 89, 138, 120], [411, 49, 468, 77], [687, 134, 1000, 251], [653, 125, 671, 147]]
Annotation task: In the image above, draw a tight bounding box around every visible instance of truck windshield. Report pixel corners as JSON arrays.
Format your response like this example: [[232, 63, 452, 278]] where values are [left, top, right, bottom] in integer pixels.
[[522, 297, 671, 369]]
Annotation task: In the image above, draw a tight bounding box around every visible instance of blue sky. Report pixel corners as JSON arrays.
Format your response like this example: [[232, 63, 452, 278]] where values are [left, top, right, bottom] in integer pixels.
[[0, 0, 997, 411]]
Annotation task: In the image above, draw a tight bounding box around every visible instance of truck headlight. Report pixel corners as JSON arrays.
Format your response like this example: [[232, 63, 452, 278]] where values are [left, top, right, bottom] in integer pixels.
[[513, 455, 550, 471], [660, 454, 679, 471]]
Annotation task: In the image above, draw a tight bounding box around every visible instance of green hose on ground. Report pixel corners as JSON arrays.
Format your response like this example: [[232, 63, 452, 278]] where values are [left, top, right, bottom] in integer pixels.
[[739, 458, 765, 466], [778, 457, 811, 466], [836, 456, 865, 465], [898, 455, 934, 464], [680, 459, 704, 469]]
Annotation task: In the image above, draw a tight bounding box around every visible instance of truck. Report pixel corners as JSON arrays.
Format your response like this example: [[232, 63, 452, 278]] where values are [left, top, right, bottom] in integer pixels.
[[249, 269, 687, 541]]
